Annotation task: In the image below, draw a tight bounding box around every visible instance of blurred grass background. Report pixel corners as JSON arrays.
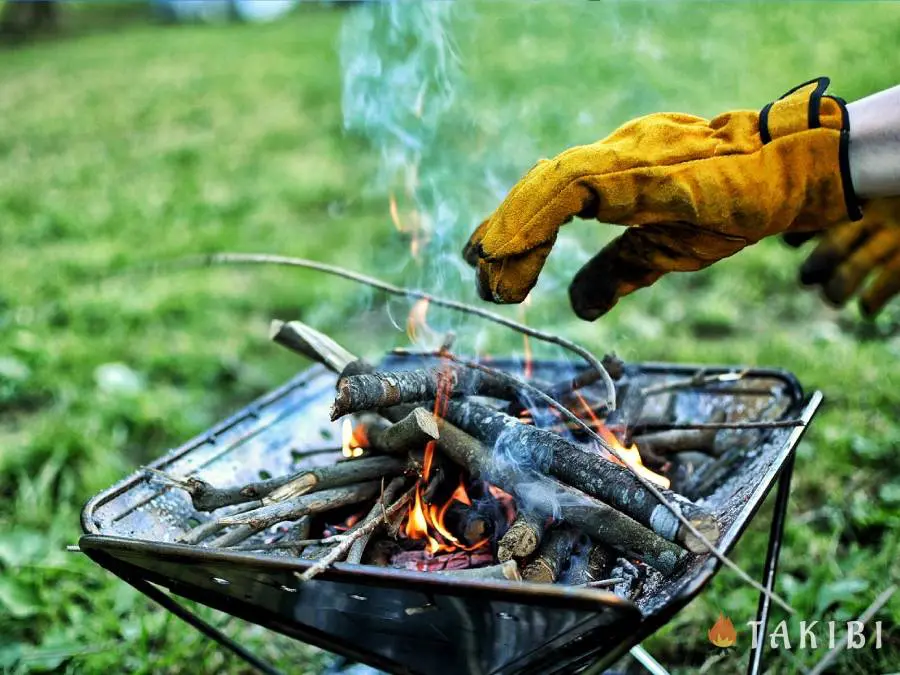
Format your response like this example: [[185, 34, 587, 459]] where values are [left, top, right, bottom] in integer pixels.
[[1, 2, 900, 673]]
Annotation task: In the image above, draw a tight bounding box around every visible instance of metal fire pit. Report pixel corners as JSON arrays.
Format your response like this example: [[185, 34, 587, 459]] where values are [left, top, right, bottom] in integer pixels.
[[79, 358, 821, 675]]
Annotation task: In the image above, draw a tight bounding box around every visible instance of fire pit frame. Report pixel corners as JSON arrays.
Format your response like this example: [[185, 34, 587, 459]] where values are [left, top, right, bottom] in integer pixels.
[[79, 360, 821, 675]]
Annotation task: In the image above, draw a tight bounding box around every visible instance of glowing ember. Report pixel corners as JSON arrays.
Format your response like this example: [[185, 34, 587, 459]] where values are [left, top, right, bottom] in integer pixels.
[[340, 419, 366, 459], [574, 394, 671, 489]]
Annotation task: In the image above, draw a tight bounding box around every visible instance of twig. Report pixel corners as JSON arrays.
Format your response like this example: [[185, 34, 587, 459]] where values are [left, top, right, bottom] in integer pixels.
[[640, 370, 748, 397], [443, 353, 797, 615], [346, 476, 406, 564], [807, 585, 896, 675], [148, 253, 615, 411], [296, 485, 416, 582]]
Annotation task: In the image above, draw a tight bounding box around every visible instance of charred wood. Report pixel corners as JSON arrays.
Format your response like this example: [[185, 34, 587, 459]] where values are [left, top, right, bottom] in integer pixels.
[[497, 511, 546, 562], [522, 528, 579, 583], [331, 366, 521, 420], [443, 400, 719, 554]]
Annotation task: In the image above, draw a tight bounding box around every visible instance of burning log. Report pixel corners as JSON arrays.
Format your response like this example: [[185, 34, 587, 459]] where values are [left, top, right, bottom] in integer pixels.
[[497, 511, 546, 562], [211, 481, 383, 548], [364, 407, 439, 455], [522, 528, 579, 583], [331, 366, 521, 421], [269, 319, 357, 373], [346, 476, 407, 564], [423, 413, 685, 574], [438, 560, 521, 582], [443, 401, 719, 554], [297, 485, 417, 582]]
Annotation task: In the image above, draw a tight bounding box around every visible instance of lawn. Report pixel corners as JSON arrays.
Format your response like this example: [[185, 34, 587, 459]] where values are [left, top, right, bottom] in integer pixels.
[[1, 2, 900, 673]]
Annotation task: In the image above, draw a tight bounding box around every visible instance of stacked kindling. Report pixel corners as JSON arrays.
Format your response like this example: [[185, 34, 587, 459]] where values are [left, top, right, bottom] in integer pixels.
[[162, 320, 722, 593]]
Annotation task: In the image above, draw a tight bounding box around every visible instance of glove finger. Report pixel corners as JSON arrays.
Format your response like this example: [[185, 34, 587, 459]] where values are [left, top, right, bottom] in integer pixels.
[[568, 223, 747, 320], [463, 219, 491, 267], [859, 252, 900, 317], [799, 220, 879, 286], [782, 231, 819, 248], [822, 228, 900, 306], [474, 238, 556, 304]]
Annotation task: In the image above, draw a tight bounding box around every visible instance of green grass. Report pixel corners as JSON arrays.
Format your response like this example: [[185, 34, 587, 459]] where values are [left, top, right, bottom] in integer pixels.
[[1, 2, 900, 673]]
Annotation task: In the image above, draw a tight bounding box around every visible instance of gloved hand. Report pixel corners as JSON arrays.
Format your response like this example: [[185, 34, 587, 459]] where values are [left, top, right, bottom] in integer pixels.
[[784, 198, 900, 317], [463, 78, 862, 319]]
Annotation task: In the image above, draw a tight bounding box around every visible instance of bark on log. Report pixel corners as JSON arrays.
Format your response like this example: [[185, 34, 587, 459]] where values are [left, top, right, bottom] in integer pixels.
[[264, 456, 404, 504], [443, 401, 719, 554], [422, 414, 685, 574], [564, 543, 613, 585], [331, 366, 521, 420], [437, 560, 521, 582], [212, 481, 382, 548], [633, 428, 719, 457], [497, 511, 546, 562], [522, 528, 579, 583], [365, 407, 439, 455], [269, 319, 357, 373]]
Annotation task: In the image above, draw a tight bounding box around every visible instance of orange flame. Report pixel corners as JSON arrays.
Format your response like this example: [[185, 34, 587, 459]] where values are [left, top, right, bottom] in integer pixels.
[[574, 394, 670, 489], [404, 475, 488, 555], [708, 613, 737, 648], [341, 419, 367, 459], [406, 298, 430, 344]]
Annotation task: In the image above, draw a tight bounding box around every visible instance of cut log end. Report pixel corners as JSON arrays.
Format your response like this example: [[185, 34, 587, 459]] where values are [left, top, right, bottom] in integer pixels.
[[679, 517, 721, 554]]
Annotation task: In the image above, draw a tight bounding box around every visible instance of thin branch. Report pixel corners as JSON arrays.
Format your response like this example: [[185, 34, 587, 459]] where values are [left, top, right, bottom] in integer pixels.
[[296, 485, 416, 582], [444, 353, 797, 615], [147, 253, 615, 411], [639, 370, 748, 397]]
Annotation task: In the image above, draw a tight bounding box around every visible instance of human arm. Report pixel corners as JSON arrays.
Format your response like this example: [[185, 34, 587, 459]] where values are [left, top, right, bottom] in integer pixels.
[[463, 78, 891, 319], [847, 85, 900, 198]]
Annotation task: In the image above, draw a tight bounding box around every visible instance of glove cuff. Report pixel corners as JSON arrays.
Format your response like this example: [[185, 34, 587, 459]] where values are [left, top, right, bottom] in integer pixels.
[[759, 77, 863, 222]]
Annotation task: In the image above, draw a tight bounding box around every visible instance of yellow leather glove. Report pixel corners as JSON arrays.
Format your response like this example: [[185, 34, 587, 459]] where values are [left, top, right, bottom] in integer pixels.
[[784, 198, 900, 317], [463, 78, 862, 319]]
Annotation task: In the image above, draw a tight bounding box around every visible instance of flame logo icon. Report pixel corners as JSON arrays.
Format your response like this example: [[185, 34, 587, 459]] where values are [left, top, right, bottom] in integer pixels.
[[708, 613, 737, 648]]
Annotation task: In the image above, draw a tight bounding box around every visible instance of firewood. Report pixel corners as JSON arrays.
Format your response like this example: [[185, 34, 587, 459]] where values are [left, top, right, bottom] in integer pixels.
[[437, 560, 521, 582], [177, 502, 257, 545], [148, 455, 400, 513], [633, 427, 719, 458], [365, 407, 439, 455], [564, 542, 612, 586], [269, 319, 357, 373], [297, 485, 417, 582], [522, 528, 579, 583], [390, 550, 494, 571], [444, 401, 719, 554], [497, 511, 546, 562], [346, 477, 407, 564], [211, 481, 383, 547], [330, 366, 521, 420], [422, 413, 685, 574]]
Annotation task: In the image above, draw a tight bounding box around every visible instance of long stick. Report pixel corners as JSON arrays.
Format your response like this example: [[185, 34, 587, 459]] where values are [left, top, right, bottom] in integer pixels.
[[155, 253, 615, 411], [443, 354, 796, 615]]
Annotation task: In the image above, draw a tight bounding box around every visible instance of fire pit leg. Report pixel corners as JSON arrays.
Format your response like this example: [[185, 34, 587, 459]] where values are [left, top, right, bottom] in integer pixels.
[[108, 568, 286, 675], [747, 452, 795, 675]]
